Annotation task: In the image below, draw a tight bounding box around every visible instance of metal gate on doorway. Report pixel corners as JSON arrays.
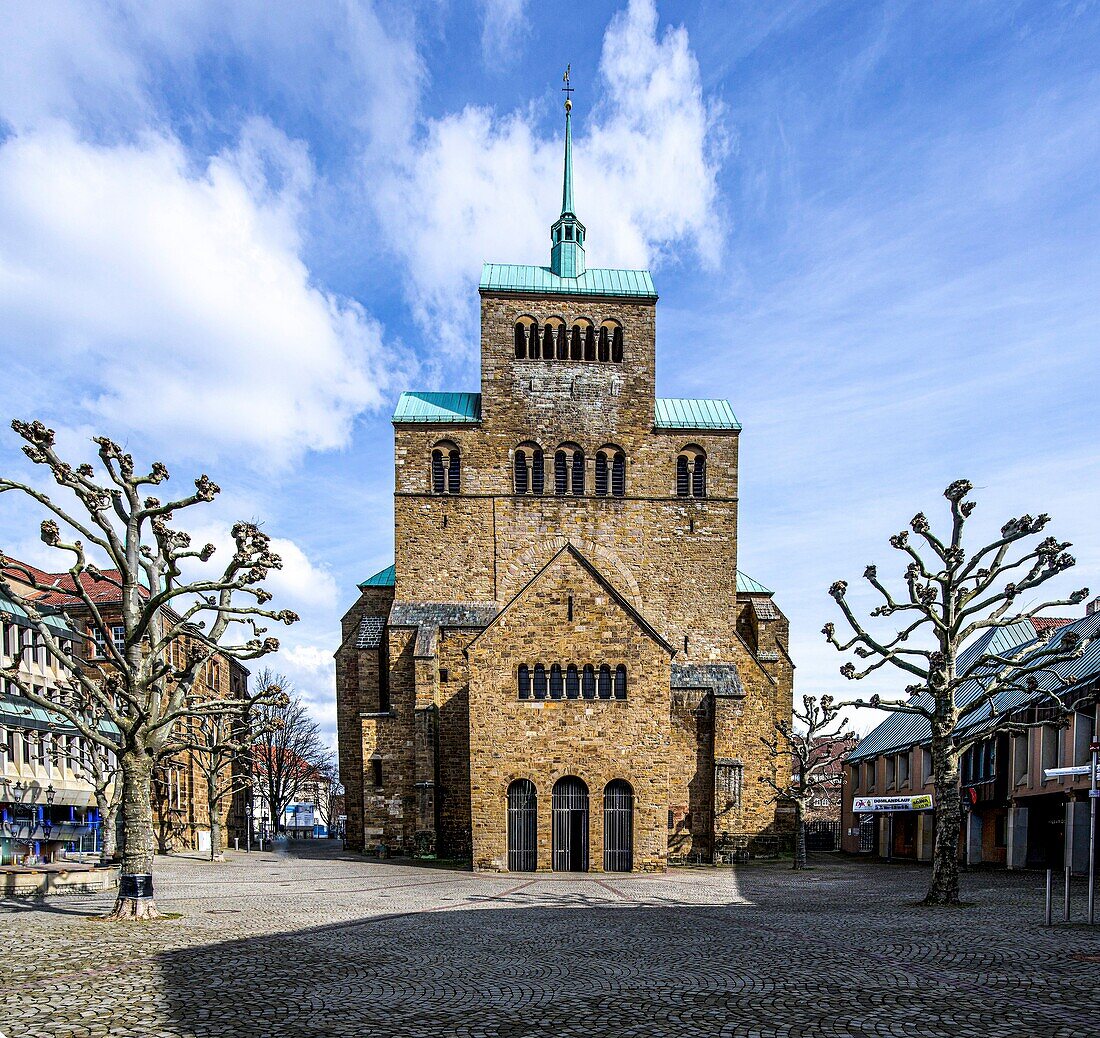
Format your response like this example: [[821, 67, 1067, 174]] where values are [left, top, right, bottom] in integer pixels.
[[603, 780, 634, 872], [507, 779, 537, 872], [552, 776, 589, 872]]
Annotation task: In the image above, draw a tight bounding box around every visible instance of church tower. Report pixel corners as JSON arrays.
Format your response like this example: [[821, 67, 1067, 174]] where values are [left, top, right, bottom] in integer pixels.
[[336, 77, 794, 872]]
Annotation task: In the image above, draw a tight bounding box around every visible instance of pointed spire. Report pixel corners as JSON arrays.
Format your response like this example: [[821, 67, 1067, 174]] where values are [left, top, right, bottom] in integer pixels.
[[561, 99, 575, 217], [550, 66, 586, 278]]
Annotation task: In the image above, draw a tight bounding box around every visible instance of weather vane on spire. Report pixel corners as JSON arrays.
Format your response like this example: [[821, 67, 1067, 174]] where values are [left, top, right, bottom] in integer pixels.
[[562, 65, 574, 111]]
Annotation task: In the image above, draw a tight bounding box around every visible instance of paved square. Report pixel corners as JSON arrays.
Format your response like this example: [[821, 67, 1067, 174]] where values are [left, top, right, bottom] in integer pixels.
[[2, 843, 1098, 1037]]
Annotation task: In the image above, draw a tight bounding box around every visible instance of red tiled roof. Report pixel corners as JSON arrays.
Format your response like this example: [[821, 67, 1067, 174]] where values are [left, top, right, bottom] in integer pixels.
[[2, 558, 127, 607], [1031, 617, 1075, 634]]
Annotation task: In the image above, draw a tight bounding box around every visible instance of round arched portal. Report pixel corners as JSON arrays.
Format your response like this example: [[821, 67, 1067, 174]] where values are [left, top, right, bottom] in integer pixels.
[[603, 779, 634, 872], [552, 776, 589, 872], [507, 779, 538, 872]]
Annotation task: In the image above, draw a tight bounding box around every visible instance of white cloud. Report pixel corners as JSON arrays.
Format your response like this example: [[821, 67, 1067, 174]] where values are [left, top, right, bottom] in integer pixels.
[[282, 644, 335, 675], [478, 0, 529, 65], [0, 120, 398, 469], [374, 0, 726, 359]]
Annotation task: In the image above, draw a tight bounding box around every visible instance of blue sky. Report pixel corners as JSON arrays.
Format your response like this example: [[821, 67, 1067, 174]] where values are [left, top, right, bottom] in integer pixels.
[[1, 1, 1098, 743]]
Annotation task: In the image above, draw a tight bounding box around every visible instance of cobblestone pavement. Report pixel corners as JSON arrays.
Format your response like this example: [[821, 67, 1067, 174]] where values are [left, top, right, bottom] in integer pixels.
[[2, 843, 1100, 1038]]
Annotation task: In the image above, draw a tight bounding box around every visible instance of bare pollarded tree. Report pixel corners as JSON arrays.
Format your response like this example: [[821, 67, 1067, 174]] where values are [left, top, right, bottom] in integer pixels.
[[760, 694, 855, 870], [825, 479, 1092, 905], [0, 420, 297, 919], [161, 705, 261, 862], [250, 673, 327, 836]]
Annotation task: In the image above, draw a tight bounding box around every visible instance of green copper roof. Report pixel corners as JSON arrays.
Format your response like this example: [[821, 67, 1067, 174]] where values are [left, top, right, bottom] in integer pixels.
[[392, 392, 739, 430], [392, 392, 482, 424], [358, 565, 395, 589], [736, 571, 773, 595], [479, 263, 656, 300], [654, 398, 741, 430]]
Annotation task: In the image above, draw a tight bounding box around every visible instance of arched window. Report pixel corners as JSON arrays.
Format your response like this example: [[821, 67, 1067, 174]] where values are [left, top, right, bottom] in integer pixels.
[[514, 443, 544, 495], [598, 320, 622, 363], [533, 663, 547, 700], [614, 665, 627, 700], [514, 318, 537, 359], [543, 318, 564, 360], [566, 664, 580, 699], [431, 441, 460, 495], [570, 326, 582, 360], [612, 324, 624, 363], [513, 451, 528, 496], [507, 779, 537, 872], [595, 446, 625, 497], [571, 449, 585, 496], [676, 446, 707, 498], [582, 664, 596, 699], [550, 663, 564, 700], [598, 664, 612, 699], [554, 444, 584, 496], [518, 664, 531, 700], [584, 325, 596, 361], [612, 453, 625, 497]]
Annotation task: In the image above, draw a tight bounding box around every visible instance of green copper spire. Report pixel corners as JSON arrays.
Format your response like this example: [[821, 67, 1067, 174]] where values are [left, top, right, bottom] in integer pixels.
[[561, 100, 575, 216], [550, 65, 586, 278]]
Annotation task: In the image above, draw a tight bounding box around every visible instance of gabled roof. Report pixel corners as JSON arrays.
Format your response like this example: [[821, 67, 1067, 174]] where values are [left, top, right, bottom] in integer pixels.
[[848, 615, 1098, 762], [479, 263, 657, 300], [467, 543, 674, 655]]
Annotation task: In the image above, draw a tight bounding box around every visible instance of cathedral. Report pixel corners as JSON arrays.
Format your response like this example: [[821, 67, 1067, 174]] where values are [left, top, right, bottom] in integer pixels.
[[335, 93, 793, 872]]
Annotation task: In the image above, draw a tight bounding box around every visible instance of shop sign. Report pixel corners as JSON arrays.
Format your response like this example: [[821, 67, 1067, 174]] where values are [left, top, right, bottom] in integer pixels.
[[853, 795, 933, 813]]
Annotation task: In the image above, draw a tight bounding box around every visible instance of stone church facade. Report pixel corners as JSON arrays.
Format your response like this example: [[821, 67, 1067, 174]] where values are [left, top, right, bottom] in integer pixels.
[[336, 98, 793, 872]]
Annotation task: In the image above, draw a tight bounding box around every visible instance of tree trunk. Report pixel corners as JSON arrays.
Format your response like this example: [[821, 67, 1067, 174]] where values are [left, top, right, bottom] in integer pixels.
[[96, 790, 119, 867], [209, 800, 224, 862], [792, 800, 807, 870], [925, 725, 962, 905], [110, 751, 163, 920]]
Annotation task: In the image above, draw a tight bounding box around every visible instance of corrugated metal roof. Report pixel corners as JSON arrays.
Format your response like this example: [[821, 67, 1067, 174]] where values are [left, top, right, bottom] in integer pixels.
[[0, 692, 119, 737], [848, 617, 1093, 761], [654, 398, 741, 431], [0, 592, 77, 638], [479, 263, 657, 300], [736, 571, 773, 596], [358, 565, 396, 590], [392, 392, 481, 424]]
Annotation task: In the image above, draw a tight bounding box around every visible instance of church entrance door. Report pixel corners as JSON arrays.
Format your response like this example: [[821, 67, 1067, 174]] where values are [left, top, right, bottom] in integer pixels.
[[552, 776, 589, 872], [507, 779, 537, 872]]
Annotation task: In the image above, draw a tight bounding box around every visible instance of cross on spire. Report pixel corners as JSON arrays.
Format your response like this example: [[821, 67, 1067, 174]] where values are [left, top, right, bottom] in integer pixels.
[[562, 65, 574, 111]]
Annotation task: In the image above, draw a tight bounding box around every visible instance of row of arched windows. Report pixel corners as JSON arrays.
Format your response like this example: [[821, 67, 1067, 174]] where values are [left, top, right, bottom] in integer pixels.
[[429, 442, 707, 498], [518, 663, 628, 701], [514, 318, 624, 363]]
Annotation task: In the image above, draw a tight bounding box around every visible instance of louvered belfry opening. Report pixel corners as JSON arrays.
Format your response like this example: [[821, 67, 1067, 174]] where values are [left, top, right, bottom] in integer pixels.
[[507, 779, 538, 872], [552, 776, 589, 872], [603, 779, 634, 872]]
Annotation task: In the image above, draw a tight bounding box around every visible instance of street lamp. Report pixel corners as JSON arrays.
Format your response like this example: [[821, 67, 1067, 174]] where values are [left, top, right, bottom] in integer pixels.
[[43, 784, 55, 841]]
